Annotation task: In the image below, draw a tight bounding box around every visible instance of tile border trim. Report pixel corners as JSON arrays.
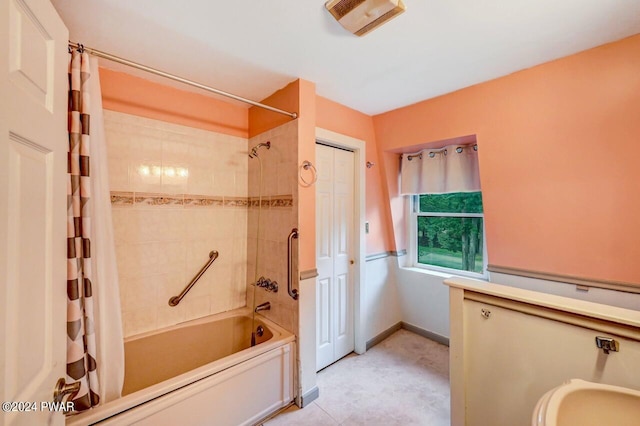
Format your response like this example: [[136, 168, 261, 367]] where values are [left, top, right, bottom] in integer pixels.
[[110, 191, 294, 209], [249, 195, 294, 208]]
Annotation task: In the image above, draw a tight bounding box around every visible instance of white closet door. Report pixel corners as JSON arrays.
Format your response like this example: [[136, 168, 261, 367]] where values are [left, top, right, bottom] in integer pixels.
[[1, 1, 69, 425], [316, 144, 354, 372]]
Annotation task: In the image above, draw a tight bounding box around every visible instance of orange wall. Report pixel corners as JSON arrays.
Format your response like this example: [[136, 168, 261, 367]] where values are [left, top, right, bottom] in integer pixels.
[[297, 81, 317, 272], [248, 79, 317, 272], [373, 34, 640, 284], [248, 80, 300, 138], [316, 96, 393, 255], [99, 68, 248, 137], [249, 83, 397, 265]]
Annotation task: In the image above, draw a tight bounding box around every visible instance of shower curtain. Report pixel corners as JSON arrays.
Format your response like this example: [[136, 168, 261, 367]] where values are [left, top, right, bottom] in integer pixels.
[[67, 50, 124, 411]]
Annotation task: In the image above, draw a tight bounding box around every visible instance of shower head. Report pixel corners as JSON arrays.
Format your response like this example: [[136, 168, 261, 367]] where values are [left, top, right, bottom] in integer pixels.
[[249, 141, 271, 158]]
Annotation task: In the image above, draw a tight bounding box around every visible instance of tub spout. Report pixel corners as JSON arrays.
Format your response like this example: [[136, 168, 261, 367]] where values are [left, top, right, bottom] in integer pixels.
[[254, 302, 270, 313]]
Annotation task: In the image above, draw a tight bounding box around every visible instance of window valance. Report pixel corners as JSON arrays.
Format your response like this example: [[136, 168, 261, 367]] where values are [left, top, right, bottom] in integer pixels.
[[400, 144, 480, 195]]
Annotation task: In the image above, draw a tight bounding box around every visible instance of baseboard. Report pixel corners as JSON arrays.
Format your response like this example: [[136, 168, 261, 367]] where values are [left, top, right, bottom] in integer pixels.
[[256, 401, 296, 425], [366, 322, 402, 350], [366, 321, 450, 350], [401, 322, 450, 346], [299, 386, 319, 407]]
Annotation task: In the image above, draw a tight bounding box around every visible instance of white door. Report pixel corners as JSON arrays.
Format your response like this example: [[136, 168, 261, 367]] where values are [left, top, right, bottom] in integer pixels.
[[316, 143, 355, 371], [1, 0, 69, 425]]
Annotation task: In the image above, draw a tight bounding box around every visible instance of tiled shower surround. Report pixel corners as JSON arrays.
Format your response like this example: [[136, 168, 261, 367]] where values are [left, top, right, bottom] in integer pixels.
[[246, 121, 299, 334], [105, 111, 299, 338]]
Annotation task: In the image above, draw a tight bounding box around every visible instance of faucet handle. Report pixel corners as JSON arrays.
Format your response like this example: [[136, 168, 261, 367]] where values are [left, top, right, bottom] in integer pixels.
[[256, 277, 278, 292]]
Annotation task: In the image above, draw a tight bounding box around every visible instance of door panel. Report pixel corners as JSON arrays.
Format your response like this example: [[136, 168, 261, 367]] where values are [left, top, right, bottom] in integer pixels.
[[8, 0, 55, 110], [6, 137, 53, 397], [336, 274, 347, 337], [316, 144, 354, 371], [335, 194, 348, 256], [316, 277, 333, 369], [317, 192, 331, 259], [316, 145, 334, 371], [1, 1, 68, 425]]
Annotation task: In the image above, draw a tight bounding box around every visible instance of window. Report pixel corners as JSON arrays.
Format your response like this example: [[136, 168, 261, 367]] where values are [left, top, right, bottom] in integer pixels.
[[412, 192, 485, 276]]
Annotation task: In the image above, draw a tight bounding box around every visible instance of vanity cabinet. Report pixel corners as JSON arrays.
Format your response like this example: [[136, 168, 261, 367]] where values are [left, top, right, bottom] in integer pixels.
[[447, 278, 640, 426]]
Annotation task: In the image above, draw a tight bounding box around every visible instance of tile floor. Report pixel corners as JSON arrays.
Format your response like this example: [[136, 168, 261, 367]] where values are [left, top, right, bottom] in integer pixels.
[[262, 329, 450, 425]]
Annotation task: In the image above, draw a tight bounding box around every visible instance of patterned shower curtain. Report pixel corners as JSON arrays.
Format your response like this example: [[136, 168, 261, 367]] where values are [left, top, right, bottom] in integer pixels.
[[66, 50, 100, 411]]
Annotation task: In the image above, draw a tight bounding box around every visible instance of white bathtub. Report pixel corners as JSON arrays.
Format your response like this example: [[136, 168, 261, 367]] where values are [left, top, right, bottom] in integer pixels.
[[66, 308, 295, 426]]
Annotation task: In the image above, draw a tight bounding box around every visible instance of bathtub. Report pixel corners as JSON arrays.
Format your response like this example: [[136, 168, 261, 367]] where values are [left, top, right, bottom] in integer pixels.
[[67, 308, 295, 426]]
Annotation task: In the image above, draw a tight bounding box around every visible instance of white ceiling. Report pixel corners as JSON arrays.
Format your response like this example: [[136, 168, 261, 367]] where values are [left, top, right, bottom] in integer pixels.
[[51, 0, 640, 115]]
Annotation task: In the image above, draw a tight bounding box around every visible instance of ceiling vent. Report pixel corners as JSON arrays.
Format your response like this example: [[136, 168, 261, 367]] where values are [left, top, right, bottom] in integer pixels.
[[325, 0, 406, 37]]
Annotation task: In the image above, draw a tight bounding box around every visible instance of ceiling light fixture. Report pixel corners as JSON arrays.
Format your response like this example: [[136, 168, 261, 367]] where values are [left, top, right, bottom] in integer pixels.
[[325, 0, 406, 37]]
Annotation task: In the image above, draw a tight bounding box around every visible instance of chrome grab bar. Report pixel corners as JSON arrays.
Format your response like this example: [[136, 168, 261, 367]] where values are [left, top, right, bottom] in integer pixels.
[[288, 228, 299, 300], [169, 250, 219, 306]]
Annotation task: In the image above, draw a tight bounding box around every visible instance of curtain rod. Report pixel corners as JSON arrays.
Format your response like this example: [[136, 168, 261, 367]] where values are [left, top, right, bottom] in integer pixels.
[[403, 143, 477, 160], [68, 41, 298, 119]]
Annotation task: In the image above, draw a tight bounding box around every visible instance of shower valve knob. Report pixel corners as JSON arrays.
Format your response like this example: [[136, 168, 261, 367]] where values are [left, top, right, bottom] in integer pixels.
[[256, 276, 277, 292]]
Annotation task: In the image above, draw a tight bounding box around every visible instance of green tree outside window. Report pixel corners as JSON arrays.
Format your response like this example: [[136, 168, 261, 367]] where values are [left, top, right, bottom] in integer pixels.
[[416, 192, 483, 273]]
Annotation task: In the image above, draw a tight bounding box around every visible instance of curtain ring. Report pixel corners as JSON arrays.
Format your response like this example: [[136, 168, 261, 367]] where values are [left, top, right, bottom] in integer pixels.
[[299, 160, 317, 187], [456, 147, 463, 153], [428, 152, 435, 158], [473, 144, 478, 151]]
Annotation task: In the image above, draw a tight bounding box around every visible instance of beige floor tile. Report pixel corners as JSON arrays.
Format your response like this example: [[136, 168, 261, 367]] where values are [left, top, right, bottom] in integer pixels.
[[265, 329, 450, 425]]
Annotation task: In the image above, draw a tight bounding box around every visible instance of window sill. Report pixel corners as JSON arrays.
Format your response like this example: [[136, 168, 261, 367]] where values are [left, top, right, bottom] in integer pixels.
[[400, 266, 488, 282]]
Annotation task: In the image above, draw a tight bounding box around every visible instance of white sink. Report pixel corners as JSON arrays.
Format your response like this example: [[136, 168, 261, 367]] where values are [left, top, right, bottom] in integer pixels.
[[533, 379, 640, 426]]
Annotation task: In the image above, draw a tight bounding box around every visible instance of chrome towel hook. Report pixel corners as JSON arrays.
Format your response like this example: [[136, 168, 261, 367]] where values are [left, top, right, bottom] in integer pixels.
[[299, 160, 317, 187]]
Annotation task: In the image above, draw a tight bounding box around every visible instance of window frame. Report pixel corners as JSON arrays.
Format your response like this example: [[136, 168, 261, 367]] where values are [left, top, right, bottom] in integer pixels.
[[409, 194, 488, 279]]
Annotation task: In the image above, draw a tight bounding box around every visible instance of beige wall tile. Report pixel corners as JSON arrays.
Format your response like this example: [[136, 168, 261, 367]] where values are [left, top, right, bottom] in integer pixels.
[[214, 169, 236, 197], [183, 295, 211, 319], [111, 208, 129, 246], [108, 161, 131, 192], [105, 111, 304, 337], [127, 209, 185, 243], [156, 272, 188, 307], [123, 307, 157, 337], [156, 304, 186, 329], [131, 159, 162, 193], [187, 165, 215, 195]]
